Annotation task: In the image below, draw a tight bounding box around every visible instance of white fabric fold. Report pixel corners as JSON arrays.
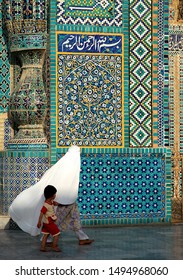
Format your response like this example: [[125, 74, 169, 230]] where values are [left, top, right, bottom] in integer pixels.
[[9, 145, 81, 236]]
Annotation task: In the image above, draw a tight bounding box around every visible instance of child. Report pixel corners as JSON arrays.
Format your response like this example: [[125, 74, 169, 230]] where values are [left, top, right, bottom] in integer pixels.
[[37, 185, 61, 252]]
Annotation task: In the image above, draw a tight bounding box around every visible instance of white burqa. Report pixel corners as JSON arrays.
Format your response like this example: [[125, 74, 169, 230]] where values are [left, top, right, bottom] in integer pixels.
[[9, 145, 81, 236]]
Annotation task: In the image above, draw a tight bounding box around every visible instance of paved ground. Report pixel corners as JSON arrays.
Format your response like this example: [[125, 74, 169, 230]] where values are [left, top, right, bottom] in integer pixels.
[[1, 224, 183, 260]]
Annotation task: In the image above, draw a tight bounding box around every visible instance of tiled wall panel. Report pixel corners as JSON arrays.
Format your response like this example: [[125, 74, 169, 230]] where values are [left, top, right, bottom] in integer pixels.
[[47, 0, 172, 225], [56, 33, 123, 147], [58, 148, 172, 224], [0, 0, 172, 226], [1, 151, 50, 214], [0, 0, 10, 113]]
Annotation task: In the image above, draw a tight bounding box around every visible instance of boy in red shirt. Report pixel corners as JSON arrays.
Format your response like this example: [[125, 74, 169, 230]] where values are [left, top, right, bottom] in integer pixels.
[[37, 185, 61, 252]]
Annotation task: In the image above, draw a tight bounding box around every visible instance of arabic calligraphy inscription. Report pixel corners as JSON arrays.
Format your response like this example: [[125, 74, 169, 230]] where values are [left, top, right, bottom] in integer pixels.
[[58, 34, 122, 54]]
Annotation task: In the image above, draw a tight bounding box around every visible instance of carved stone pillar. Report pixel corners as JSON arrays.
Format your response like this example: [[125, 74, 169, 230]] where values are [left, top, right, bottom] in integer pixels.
[[8, 50, 47, 143], [4, 1, 48, 145]]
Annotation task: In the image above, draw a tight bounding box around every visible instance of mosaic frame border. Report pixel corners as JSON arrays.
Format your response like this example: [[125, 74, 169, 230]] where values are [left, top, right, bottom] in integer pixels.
[[158, 0, 169, 146], [129, 0, 152, 147], [152, 0, 158, 147], [50, 0, 129, 163], [55, 31, 124, 148]]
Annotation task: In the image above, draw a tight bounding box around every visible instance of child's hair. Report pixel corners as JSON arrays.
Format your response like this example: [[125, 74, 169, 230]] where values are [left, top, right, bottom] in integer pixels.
[[44, 185, 57, 199]]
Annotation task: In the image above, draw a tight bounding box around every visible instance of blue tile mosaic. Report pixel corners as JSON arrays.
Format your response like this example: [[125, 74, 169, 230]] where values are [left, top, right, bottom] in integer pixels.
[[0, 2, 10, 113], [57, 0, 122, 27], [0, 0, 173, 227], [129, 0, 152, 147], [57, 49, 123, 147], [1, 152, 50, 214], [158, 0, 169, 146], [57, 152, 166, 221]]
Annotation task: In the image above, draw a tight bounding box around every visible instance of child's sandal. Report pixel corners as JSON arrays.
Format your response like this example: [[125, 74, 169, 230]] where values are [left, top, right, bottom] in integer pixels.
[[40, 247, 48, 252], [52, 246, 61, 252]]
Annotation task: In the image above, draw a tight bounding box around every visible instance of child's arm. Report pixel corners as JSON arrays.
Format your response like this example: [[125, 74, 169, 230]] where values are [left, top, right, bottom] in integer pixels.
[[53, 201, 59, 206], [37, 212, 44, 228]]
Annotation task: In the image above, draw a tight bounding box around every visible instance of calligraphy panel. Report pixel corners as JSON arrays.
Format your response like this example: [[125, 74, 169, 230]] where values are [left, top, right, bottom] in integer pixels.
[[56, 32, 123, 147], [58, 34, 122, 54], [57, 0, 122, 27]]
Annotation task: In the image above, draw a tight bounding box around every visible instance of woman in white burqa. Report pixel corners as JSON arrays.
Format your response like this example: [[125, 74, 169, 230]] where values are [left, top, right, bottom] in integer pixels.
[[9, 146, 94, 245]]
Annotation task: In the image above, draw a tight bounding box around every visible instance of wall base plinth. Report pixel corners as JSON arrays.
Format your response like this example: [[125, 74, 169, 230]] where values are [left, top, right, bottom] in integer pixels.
[[0, 216, 10, 229], [171, 197, 182, 221]]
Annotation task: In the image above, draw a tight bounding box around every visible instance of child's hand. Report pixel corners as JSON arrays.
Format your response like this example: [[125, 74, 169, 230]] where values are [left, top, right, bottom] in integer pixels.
[[37, 222, 41, 228], [53, 201, 59, 206]]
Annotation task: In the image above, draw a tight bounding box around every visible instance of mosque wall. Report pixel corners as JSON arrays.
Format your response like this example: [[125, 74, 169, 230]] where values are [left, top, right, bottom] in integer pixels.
[[0, 0, 174, 227], [49, 0, 172, 225]]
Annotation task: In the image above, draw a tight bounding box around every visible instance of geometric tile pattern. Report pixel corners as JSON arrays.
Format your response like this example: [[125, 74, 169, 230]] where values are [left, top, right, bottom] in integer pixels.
[[0, 114, 12, 150], [7, 49, 48, 144], [58, 152, 166, 219], [5, 0, 47, 20], [0, 153, 3, 214], [158, 0, 169, 147], [0, 2, 10, 113], [57, 33, 123, 147], [9, 34, 47, 52], [0, 0, 172, 227], [4, 119, 12, 150], [48, 0, 172, 227], [9, 57, 50, 147], [4, 2, 48, 144], [151, 0, 159, 147], [129, 0, 152, 147], [179, 56, 183, 157], [169, 54, 176, 156], [43, 54, 51, 144], [57, 0, 122, 27], [169, 25, 183, 154], [1, 154, 50, 214], [169, 25, 183, 199]]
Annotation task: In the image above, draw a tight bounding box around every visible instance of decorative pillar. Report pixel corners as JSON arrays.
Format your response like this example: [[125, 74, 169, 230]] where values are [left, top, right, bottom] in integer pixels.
[[0, 1, 50, 226], [5, 0, 48, 145]]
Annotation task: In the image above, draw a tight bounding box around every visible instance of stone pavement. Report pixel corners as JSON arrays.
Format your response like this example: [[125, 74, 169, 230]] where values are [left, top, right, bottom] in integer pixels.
[[1, 224, 183, 260]]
